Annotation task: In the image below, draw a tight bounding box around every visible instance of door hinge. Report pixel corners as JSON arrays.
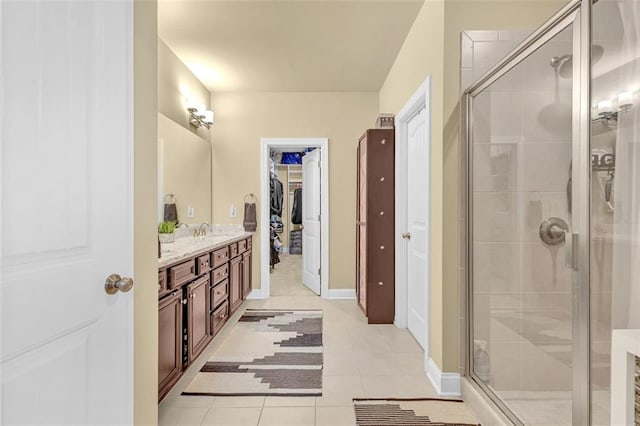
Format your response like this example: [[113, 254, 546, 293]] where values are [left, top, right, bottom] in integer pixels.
[[318, 268, 321, 276], [317, 214, 321, 221]]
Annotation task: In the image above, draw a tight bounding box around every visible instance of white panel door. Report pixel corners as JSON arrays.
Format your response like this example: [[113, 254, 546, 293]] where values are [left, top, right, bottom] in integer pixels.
[[407, 108, 429, 349], [1, 1, 134, 424], [302, 149, 321, 295]]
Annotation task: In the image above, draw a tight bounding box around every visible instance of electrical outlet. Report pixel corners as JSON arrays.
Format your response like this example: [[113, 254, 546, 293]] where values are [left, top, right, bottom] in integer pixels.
[[229, 205, 237, 218], [187, 205, 195, 218]]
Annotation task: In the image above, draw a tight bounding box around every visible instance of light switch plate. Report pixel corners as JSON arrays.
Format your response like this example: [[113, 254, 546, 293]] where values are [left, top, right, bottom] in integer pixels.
[[187, 205, 195, 218]]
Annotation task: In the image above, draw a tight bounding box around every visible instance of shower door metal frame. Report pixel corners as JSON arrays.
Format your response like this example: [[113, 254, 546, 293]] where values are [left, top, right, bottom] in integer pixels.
[[462, 0, 593, 424]]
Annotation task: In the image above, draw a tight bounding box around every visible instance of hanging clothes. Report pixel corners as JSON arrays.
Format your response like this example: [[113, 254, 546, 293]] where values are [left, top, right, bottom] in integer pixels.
[[270, 227, 281, 268], [291, 188, 302, 225], [270, 175, 283, 216]]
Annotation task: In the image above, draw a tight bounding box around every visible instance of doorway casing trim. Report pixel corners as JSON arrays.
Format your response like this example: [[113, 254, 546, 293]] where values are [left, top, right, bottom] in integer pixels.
[[394, 76, 435, 384], [255, 137, 330, 299]]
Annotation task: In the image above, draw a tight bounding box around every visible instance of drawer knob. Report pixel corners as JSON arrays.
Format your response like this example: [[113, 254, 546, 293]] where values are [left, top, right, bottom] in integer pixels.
[[379, 211, 384, 216], [381, 139, 386, 145], [380, 177, 385, 182], [380, 245, 385, 250], [378, 281, 383, 286]]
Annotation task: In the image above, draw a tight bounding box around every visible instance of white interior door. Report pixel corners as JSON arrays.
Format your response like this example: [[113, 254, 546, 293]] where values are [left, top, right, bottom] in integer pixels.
[[406, 108, 429, 349], [302, 149, 321, 295], [1, 1, 134, 424]]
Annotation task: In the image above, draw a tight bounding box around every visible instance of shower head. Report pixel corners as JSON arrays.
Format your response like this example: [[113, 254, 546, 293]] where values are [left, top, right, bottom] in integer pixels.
[[549, 45, 604, 78]]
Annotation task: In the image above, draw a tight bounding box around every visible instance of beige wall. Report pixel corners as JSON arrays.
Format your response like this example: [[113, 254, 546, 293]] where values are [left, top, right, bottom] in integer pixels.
[[134, 0, 158, 425], [159, 113, 212, 224], [378, 0, 448, 372], [378, 0, 566, 373], [210, 91, 378, 291], [158, 39, 211, 142]]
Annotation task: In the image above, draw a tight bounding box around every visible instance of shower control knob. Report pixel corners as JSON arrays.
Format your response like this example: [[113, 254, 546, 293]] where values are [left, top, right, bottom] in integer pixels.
[[539, 217, 569, 246]]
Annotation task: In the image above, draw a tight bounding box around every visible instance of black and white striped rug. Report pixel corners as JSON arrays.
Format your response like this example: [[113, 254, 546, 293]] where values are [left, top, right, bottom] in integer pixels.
[[182, 309, 322, 397], [353, 398, 480, 426]]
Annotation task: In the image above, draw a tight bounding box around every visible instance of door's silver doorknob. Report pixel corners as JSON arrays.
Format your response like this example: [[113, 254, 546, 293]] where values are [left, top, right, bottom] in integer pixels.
[[105, 274, 134, 295], [402, 232, 411, 240]]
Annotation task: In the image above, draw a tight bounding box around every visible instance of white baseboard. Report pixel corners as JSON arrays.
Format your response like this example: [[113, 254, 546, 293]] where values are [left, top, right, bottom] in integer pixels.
[[426, 358, 461, 397], [245, 289, 267, 299], [326, 289, 356, 299]]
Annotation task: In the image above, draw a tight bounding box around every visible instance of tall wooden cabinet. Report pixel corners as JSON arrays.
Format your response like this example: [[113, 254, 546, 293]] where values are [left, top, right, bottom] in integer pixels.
[[356, 128, 395, 324]]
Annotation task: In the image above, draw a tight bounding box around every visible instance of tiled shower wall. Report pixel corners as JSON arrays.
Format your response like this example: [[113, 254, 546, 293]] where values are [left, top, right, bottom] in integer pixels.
[[460, 28, 580, 393]]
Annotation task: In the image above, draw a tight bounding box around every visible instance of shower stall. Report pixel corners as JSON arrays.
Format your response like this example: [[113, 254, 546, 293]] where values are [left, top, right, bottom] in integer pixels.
[[462, 0, 640, 424]]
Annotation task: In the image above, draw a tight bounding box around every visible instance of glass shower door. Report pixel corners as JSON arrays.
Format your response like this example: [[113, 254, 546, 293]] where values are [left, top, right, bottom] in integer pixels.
[[590, 1, 640, 424], [467, 19, 579, 425]]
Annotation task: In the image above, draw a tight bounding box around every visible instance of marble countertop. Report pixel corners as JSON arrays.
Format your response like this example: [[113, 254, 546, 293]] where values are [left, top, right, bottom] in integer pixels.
[[158, 232, 252, 268]]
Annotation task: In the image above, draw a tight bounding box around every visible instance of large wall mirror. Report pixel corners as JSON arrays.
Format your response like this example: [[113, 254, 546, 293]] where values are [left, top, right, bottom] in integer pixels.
[[158, 113, 212, 224]]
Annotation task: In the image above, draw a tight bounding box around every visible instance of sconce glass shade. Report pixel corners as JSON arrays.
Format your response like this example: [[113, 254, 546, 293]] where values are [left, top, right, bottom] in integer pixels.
[[186, 98, 200, 112], [203, 110, 214, 124], [618, 92, 633, 109], [597, 99, 613, 115]]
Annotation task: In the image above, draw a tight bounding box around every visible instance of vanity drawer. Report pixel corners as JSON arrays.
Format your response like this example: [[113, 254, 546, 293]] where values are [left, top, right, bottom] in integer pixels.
[[211, 300, 229, 336], [211, 247, 229, 268], [169, 260, 196, 289], [211, 263, 229, 285], [211, 279, 228, 309], [238, 239, 247, 253], [196, 254, 212, 275], [229, 242, 239, 258], [246, 237, 252, 250], [158, 270, 167, 295]]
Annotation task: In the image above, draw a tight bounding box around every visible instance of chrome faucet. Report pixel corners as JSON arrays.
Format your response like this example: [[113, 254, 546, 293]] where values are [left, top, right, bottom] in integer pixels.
[[194, 222, 210, 238]]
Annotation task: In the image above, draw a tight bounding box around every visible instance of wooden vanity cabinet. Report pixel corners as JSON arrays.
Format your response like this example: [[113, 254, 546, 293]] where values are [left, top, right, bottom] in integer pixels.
[[158, 235, 252, 402], [169, 259, 196, 290], [187, 275, 211, 364], [158, 270, 168, 297], [158, 291, 183, 401], [242, 249, 252, 299], [229, 256, 243, 313]]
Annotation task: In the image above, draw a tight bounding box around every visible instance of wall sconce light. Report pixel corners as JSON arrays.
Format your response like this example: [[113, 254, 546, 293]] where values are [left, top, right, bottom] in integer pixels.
[[597, 99, 613, 116], [593, 91, 635, 125], [186, 99, 214, 129], [618, 91, 633, 111]]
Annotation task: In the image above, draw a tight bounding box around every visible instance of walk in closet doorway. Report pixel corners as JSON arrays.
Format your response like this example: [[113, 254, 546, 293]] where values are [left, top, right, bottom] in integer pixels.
[[259, 138, 330, 299]]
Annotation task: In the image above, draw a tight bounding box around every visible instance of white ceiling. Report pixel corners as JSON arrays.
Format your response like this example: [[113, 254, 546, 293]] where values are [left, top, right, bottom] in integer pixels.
[[158, 0, 423, 92]]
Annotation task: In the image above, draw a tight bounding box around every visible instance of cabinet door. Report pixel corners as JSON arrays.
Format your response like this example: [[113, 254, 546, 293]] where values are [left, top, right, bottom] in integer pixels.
[[158, 291, 182, 402], [242, 250, 252, 299], [187, 276, 211, 364], [357, 136, 368, 313], [229, 256, 243, 313]]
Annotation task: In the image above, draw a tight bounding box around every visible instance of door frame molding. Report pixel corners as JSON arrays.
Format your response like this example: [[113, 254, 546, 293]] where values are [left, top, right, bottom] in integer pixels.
[[394, 77, 432, 360], [256, 137, 329, 299]]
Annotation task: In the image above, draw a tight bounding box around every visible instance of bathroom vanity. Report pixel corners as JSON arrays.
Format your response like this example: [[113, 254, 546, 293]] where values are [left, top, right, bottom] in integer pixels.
[[157, 233, 253, 402]]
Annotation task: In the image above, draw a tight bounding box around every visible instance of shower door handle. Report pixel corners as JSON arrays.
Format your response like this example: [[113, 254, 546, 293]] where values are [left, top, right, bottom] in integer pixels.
[[565, 232, 579, 271]]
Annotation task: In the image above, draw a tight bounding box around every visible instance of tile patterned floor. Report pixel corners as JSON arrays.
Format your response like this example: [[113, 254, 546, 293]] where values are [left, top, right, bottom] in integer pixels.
[[158, 294, 436, 426], [269, 254, 315, 296]]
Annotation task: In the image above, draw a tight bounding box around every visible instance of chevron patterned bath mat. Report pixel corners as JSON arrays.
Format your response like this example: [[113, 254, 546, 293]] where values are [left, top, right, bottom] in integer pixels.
[[182, 309, 323, 397], [353, 398, 480, 426]]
